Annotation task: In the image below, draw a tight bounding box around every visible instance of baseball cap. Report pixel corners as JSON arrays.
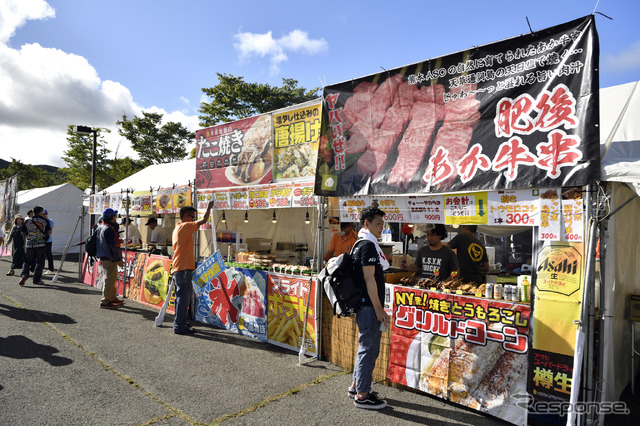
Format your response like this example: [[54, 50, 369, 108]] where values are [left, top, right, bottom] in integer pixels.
[[145, 217, 157, 226], [43, 209, 48, 214], [102, 208, 118, 219]]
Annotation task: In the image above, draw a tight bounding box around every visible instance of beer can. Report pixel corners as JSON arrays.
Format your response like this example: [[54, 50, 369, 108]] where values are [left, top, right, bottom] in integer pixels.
[[503, 284, 512, 300], [485, 283, 494, 299], [511, 285, 520, 301], [493, 283, 503, 300]]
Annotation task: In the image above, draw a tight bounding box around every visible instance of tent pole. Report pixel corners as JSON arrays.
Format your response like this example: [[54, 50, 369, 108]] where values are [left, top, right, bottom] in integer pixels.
[[597, 189, 609, 425], [316, 196, 325, 360], [584, 185, 599, 425]]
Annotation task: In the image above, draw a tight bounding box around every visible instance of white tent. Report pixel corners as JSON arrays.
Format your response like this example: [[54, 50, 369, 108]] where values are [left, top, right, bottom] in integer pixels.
[[17, 183, 89, 255], [102, 158, 195, 193], [596, 80, 640, 406]]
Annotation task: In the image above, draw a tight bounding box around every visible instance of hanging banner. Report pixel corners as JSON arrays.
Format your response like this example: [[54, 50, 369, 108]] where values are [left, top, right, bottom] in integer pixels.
[[315, 16, 599, 196], [0, 175, 18, 225], [273, 101, 322, 181], [267, 273, 317, 356], [488, 189, 540, 226], [155, 187, 173, 214], [269, 182, 293, 208], [291, 181, 318, 208], [195, 114, 273, 189], [339, 196, 409, 223], [248, 186, 270, 209], [561, 198, 584, 242], [229, 187, 249, 210], [387, 286, 530, 425], [528, 242, 584, 408], [108, 193, 124, 212], [443, 192, 489, 225], [407, 195, 445, 224], [139, 255, 174, 314], [539, 189, 562, 241], [131, 191, 153, 216], [92, 194, 105, 215], [172, 185, 192, 211]]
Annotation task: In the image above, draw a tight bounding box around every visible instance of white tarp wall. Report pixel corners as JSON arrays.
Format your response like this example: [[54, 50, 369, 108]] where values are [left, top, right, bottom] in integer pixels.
[[599, 80, 640, 402], [17, 183, 89, 255]]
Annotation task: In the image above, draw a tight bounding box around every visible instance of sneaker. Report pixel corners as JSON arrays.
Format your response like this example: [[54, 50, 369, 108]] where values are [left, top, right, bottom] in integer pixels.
[[354, 393, 387, 410], [174, 327, 196, 335], [33, 281, 46, 285], [348, 388, 377, 400], [43, 270, 52, 275], [19, 275, 28, 286], [99, 302, 120, 309], [111, 298, 125, 305]]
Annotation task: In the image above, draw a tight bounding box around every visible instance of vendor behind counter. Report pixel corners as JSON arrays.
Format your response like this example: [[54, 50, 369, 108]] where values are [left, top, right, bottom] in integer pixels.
[[323, 220, 357, 261]]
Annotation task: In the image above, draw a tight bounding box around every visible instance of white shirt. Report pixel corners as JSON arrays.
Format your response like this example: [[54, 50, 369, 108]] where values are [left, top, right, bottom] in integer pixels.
[[150, 226, 169, 245], [126, 223, 142, 243]]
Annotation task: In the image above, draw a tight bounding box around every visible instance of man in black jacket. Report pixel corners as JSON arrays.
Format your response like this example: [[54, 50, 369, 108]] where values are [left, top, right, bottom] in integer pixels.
[[18, 206, 51, 286], [96, 208, 125, 309]]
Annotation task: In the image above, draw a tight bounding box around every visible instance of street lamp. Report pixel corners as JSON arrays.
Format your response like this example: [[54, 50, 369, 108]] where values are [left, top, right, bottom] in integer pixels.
[[73, 125, 97, 227]]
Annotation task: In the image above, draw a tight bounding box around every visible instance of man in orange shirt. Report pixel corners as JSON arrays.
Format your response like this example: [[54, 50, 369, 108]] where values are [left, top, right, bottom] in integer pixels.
[[171, 201, 213, 335], [324, 221, 358, 262]]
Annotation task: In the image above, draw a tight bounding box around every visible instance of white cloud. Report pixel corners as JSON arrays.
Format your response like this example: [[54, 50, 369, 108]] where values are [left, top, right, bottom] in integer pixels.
[[234, 29, 327, 75], [602, 39, 640, 73], [0, 0, 200, 168]]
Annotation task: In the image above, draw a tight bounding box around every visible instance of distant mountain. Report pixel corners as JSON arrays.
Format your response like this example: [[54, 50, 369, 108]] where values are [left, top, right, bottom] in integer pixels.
[[0, 158, 9, 169], [0, 158, 61, 173]]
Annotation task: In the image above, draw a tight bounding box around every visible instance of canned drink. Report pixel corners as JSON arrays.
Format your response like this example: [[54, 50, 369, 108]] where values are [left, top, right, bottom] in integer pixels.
[[503, 284, 512, 300], [485, 283, 494, 298], [511, 285, 520, 301], [380, 322, 388, 332], [493, 283, 503, 300]]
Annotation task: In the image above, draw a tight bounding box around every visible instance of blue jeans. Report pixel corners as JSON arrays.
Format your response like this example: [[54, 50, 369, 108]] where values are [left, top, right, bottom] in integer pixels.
[[173, 270, 192, 332], [352, 306, 382, 394]]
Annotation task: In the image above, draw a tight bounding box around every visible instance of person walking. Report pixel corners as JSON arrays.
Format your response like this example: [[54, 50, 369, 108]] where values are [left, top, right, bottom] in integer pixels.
[[18, 206, 51, 286], [170, 201, 213, 335], [96, 208, 124, 309], [349, 205, 390, 410], [43, 209, 55, 274], [6, 215, 25, 276]]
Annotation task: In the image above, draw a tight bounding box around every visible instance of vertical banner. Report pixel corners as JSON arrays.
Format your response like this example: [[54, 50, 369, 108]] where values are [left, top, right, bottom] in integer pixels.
[[528, 242, 584, 406], [131, 191, 153, 216], [115, 249, 139, 296], [267, 273, 317, 356], [195, 114, 273, 189], [193, 257, 268, 342], [273, 101, 322, 181], [156, 187, 174, 214], [562, 198, 584, 242], [387, 286, 529, 424], [315, 16, 599, 196], [539, 189, 561, 241], [128, 252, 149, 302], [196, 189, 215, 230], [139, 255, 175, 314], [0, 175, 18, 226]]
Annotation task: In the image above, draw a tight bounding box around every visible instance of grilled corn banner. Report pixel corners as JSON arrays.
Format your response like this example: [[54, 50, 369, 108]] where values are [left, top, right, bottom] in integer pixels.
[[272, 101, 322, 181], [193, 263, 268, 342], [316, 16, 599, 196], [527, 242, 584, 405], [139, 255, 175, 314], [387, 286, 530, 425], [267, 273, 317, 356], [195, 114, 273, 189]]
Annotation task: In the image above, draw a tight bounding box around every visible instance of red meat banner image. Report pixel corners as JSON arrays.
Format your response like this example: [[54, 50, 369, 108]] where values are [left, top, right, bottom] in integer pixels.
[[387, 287, 530, 425], [316, 16, 599, 196]]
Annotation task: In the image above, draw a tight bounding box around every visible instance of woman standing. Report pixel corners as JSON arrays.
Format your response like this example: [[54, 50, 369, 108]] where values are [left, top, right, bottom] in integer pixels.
[[6, 214, 25, 276]]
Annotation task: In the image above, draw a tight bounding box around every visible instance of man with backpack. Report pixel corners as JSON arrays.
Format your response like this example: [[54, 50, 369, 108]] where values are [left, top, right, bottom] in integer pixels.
[[96, 208, 125, 309], [349, 206, 390, 410], [18, 205, 51, 286]]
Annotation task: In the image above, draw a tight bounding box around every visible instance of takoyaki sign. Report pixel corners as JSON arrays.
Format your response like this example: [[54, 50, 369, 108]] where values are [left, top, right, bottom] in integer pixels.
[[316, 16, 599, 196], [195, 114, 273, 189]]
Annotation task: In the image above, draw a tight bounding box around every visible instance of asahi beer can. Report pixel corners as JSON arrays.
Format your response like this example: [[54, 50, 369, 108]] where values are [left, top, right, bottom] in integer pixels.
[[485, 283, 494, 299], [503, 284, 512, 300], [493, 283, 503, 300], [511, 285, 520, 301]]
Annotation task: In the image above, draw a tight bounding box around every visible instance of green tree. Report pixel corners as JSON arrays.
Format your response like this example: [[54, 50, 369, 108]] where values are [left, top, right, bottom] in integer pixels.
[[110, 157, 146, 184], [0, 160, 66, 191], [199, 73, 320, 126], [61, 125, 113, 192], [116, 112, 193, 165]]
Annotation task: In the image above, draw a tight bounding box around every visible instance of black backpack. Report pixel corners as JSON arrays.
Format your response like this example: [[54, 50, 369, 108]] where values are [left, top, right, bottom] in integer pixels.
[[318, 239, 366, 317], [85, 228, 98, 260]]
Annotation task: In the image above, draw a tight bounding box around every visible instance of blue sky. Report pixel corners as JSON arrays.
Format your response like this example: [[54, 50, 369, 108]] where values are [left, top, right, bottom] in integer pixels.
[[1, 0, 639, 168]]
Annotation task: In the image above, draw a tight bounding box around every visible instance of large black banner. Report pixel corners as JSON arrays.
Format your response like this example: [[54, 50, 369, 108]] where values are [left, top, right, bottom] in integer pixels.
[[315, 16, 599, 196]]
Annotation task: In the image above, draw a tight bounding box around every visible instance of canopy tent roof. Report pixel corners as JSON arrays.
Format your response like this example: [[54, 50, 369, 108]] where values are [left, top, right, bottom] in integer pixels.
[[102, 159, 196, 194], [600, 80, 640, 192]]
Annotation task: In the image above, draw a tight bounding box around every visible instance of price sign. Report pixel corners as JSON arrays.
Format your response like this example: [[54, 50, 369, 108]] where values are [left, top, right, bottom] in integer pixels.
[[268, 183, 293, 208], [539, 189, 561, 241], [291, 181, 317, 208], [248, 185, 270, 209], [211, 189, 230, 210], [407, 195, 445, 223], [339, 197, 368, 222], [131, 191, 153, 216], [488, 189, 540, 226], [562, 199, 584, 242], [229, 187, 248, 210]]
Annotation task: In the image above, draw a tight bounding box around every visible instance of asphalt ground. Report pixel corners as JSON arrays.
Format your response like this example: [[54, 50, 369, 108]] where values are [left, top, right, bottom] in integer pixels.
[[0, 255, 518, 425]]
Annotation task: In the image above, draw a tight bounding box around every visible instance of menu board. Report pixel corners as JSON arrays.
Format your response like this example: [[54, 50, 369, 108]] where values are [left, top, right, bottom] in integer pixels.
[[488, 189, 540, 226], [291, 181, 318, 208], [229, 187, 249, 210], [269, 182, 293, 208], [156, 187, 173, 214], [131, 191, 153, 216], [248, 186, 269, 209], [407, 195, 445, 223]]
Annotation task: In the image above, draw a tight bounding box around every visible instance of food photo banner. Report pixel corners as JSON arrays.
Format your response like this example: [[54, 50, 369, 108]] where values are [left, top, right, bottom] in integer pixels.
[[387, 286, 530, 425], [195, 114, 273, 189], [316, 16, 599, 196], [196, 183, 317, 211], [273, 101, 322, 181]]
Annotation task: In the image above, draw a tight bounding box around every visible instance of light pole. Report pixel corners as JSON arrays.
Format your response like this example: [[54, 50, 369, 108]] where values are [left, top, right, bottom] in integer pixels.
[[73, 125, 97, 228]]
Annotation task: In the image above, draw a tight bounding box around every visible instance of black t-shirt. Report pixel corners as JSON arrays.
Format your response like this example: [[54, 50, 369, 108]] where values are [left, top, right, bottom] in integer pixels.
[[448, 233, 488, 284], [351, 240, 386, 307], [415, 245, 459, 281]]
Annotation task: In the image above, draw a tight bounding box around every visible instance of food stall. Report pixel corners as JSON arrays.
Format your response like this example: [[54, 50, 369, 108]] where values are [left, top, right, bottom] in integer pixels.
[[313, 16, 598, 425]]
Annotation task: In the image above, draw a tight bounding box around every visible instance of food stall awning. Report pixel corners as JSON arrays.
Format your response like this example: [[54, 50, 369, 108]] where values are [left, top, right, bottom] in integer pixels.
[[102, 158, 196, 194]]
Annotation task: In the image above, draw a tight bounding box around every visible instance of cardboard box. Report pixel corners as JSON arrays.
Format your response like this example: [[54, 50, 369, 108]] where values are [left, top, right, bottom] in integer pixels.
[[391, 254, 414, 268]]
